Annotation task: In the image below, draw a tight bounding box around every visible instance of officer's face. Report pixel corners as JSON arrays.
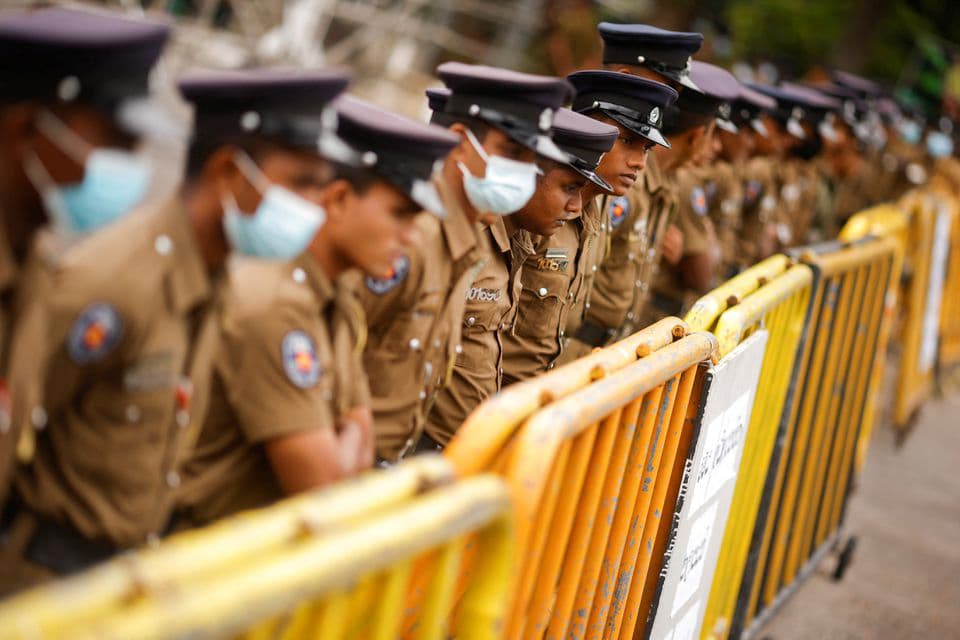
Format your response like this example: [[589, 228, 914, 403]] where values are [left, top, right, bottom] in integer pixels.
[[514, 163, 586, 236], [227, 146, 330, 215], [327, 179, 421, 277], [594, 119, 650, 196], [753, 115, 784, 156], [692, 121, 719, 166]]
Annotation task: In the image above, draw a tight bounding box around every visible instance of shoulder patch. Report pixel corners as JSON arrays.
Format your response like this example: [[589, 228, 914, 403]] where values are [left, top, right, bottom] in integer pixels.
[[67, 302, 123, 365], [281, 330, 322, 389], [691, 186, 708, 216], [744, 179, 762, 205], [365, 255, 409, 295], [607, 196, 630, 229]]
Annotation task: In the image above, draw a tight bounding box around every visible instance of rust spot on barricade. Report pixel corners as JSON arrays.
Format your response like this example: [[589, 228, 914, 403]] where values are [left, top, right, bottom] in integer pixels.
[[590, 365, 606, 381], [757, 276, 769, 287], [636, 343, 652, 358], [538, 389, 555, 406], [671, 324, 686, 341], [726, 294, 740, 308]]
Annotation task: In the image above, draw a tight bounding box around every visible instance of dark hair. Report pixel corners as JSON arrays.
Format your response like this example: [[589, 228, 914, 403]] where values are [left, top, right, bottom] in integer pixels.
[[445, 115, 491, 142], [328, 161, 381, 195], [185, 133, 284, 178]]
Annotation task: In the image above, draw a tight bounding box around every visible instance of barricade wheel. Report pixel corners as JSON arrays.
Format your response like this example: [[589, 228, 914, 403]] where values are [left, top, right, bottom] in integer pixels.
[[832, 536, 858, 581]]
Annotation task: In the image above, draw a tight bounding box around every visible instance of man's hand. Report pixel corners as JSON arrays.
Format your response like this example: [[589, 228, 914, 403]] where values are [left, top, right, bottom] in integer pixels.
[[339, 406, 374, 471], [661, 224, 684, 265]]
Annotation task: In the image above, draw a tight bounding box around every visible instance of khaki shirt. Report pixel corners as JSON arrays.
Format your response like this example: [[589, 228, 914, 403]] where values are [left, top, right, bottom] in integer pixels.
[[178, 252, 369, 525], [358, 177, 485, 461], [644, 167, 716, 326], [703, 160, 744, 280], [425, 218, 533, 445], [13, 198, 219, 547], [502, 215, 580, 384], [0, 227, 19, 506], [739, 156, 779, 268]]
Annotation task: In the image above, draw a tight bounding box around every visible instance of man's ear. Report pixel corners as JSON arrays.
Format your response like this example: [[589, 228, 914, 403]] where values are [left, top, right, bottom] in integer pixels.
[[446, 122, 470, 162], [202, 145, 262, 213], [0, 103, 40, 157], [320, 178, 353, 223]]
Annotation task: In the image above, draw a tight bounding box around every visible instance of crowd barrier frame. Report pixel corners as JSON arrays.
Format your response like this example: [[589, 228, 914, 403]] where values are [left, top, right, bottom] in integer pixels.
[[447, 330, 719, 640], [684, 258, 814, 640], [732, 236, 899, 639], [0, 457, 515, 640]]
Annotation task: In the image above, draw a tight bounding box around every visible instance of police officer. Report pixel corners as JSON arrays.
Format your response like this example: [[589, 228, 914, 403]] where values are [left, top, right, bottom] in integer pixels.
[[568, 23, 703, 351], [0, 7, 170, 513], [0, 68, 350, 591], [640, 61, 741, 323], [178, 92, 459, 523], [503, 108, 619, 383]]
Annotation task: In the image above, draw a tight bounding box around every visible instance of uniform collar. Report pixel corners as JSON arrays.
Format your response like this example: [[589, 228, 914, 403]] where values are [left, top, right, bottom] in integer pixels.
[[0, 226, 18, 295], [158, 198, 213, 314], [645, 151, 666, 192], [292, 250, 335, 307], [436, 174, 480, 262], [488, 216, 513, 254]]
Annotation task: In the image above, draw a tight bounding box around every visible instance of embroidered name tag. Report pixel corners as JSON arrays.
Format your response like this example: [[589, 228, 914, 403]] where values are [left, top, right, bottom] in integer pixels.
[[466, 287, 502, 302]]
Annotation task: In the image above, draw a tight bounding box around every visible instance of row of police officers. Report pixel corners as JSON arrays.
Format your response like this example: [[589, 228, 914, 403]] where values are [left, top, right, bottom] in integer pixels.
[[0, 6, 952, 593]]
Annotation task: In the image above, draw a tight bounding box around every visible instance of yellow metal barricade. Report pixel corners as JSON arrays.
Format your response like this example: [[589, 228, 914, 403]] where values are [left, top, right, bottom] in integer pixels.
[[446, 317, 686, 475], [734, 236, 899, 638], [927, 180, 960, 371], [0, 457, 515, 640], [447, 330, 718, 640], [685, 259, 814, 640]]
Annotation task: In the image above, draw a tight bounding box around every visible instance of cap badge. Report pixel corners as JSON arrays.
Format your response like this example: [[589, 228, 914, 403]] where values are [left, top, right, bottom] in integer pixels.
[[719, 103, 732, 119], [649, 107, 660, 125], [67, 302, 123, 364], [637, 55, 646, 64], [281, 330, 322, 389], [539, 108, 554, 133], [365, 255, 410, 295]]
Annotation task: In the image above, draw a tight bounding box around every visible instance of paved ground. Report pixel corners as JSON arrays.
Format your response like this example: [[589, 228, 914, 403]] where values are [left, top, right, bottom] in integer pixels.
[[759, 387, 960, 639]]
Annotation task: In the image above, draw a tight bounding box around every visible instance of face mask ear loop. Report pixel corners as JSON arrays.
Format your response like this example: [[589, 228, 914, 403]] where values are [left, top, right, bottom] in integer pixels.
[[232, 150, 272, 196], [35, 109, 92, 165], [463, 127, 490, 164], [21, 149, 56, 195]]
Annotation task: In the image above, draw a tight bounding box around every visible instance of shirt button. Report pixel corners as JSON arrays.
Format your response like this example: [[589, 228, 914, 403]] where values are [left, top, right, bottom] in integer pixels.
[[432, 339, 442, 349], [125, 404, 141, 423], [154, 234, 173, 256], [559, 330, 565, 338], [405, 437, 414, 448], [498, 322, 506, 330], [635, 279, 643, 288], [409, 338, 422, 351], [537, 287, 548, 297], [419, 390, 427, 400], [548, 363, 555, 370], [291, 267, 307, 284], [31, 407, 48, 431], [455, 344, 463, 354], [628, 253, 636, 261], [627, 312, 635, 321], [591, 265, 598, 272], [467, 317, 476, 326], [166, 470, 181, 489], [585, 302, 591, 310], [176, 410, 190, 428]]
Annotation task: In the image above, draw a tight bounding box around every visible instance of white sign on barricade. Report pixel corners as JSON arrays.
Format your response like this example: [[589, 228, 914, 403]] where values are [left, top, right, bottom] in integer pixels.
[[645, 330, 769, 640], [919, 202, 951, 374]]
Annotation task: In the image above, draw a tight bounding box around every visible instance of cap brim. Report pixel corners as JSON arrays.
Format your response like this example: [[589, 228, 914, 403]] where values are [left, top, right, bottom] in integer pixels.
[[678, 73, 702, 93], [605, 111, 671, 149], [786, 118, 806, 139], [716, 118, 739, 134], [750, 118, 769, 137], [571, 163, 614, 193], [410, 178, 446, 218], [503, 127, 570, 164], [116, 96, 188, 140], [818, 119, 839, 143]]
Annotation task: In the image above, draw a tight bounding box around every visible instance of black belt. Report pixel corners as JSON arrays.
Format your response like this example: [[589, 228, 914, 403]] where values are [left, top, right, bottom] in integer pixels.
[[573, 321, 619, 348], [1, 499, 117, 576], [412, 432, 444, 455], [651, 293, 684, 317]]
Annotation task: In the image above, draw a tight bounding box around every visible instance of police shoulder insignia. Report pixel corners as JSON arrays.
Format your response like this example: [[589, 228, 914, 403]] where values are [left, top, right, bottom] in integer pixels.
[[607, 196, 630, 229], [281, 330, 322, 389], [691, 186, 708, 216], [67, 302, 123, 365], [744, 179, 762, 204], [365, 255, 409, 295]]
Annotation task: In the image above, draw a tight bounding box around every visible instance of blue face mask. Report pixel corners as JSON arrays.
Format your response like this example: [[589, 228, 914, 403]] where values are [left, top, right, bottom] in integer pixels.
[[926, 131, 954, 158], [221, 153, 326, 260], [898, 120, 922, 145], [24, 111, 151, 236], [458, 129, 540, 215]]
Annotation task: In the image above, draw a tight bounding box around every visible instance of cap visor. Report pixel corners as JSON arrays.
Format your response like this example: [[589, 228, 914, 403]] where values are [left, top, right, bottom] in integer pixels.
[[716, 118, 739, 134], [678, 73, 702, 93], [572, 165, 614, 193], [786, 118, 806, 140], [606, 112, 671, 149], [750, 118, 769, 138], [410, 178, 446, 218], [116, 96, 188, 140]]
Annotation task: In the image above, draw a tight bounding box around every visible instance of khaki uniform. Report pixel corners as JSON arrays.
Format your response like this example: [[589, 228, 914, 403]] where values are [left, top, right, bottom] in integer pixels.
[[178, 253, 368, 525], [879, 136, 928, 200], [503, 194, 604, 383], [776, 158, 816, 249], [704, 160, 744, 280], [739, 156, 779, 268], [425, 217, 533, 445], [0, 229, 19, 507], [358, 178, 485, 461], [1, 198, 219, 588], [643, 165, 716, 323]]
